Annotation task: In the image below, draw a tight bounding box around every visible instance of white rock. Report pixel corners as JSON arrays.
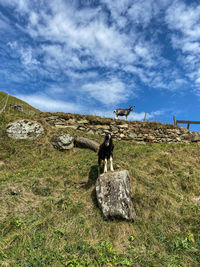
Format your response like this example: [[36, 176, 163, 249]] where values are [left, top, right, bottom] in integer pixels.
[[6, 120, 43, 140]]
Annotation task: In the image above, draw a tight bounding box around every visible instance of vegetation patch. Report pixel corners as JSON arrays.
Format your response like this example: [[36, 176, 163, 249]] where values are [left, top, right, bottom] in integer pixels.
[[0, 93, 200, 266]]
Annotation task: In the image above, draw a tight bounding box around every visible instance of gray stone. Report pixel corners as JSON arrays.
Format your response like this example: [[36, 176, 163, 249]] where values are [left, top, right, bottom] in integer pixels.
[[94, 125, 110, 130], [191, 134, 200, 142], [55, 122, 65, 125], [6, 120, 43, 140], [10, 104, 23, 112], [129, 133, 137, 139], [55, 125, 77, 129], [118, 124, 129, 128], [51, 134, 74, 150], [96, 170, 136, 221], [87, 129, 95, 135], [46, 116, 59, 120], [66, 118, 76, 124], [77, 119, 89, 124], [78, 127, 86, 131]]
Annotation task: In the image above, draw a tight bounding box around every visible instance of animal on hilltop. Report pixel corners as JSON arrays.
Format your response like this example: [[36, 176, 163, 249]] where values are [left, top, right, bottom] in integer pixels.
[[98, 133, 114, 174], [114, 105, 135, 120]]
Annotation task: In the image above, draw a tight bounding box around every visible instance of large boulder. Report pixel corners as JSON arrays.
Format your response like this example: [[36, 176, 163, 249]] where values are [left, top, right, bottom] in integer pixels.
[[51, 134, 74, 150], [96, 170, 136, 221], [6, 120, 43, 140]]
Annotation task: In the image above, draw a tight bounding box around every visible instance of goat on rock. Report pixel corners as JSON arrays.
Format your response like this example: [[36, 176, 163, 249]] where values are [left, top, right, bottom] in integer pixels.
[[98, 133, 114, 174], [114, 105, 135, 120]]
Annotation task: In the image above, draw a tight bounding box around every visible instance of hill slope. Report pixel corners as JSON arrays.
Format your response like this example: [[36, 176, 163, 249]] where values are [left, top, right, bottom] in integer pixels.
[[0, 91, 40, 124], [0, 93, 200, 266]]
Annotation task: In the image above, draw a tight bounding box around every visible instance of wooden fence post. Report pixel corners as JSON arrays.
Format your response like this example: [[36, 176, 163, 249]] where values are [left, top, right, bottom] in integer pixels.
[[173, 115, 176, 125]]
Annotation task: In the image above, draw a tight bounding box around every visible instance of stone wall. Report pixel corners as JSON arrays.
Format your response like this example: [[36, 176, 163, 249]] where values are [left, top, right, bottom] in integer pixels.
[[44, 114, 200, 143]]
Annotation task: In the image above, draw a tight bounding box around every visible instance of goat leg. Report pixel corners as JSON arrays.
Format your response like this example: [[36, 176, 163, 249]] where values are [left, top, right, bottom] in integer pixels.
[[104, 159, 108, 173], [110, 156, 114, 171]]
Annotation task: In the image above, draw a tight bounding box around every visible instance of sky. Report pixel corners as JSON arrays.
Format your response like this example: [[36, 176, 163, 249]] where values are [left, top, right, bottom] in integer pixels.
[[0, 0, 200, 131]]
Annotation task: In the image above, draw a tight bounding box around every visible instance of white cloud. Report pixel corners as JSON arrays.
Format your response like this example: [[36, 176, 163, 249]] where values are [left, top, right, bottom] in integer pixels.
[[166, 1, 200, 40], [128, 0, 156, 27], [45, 86, 65, 94], [15, 94, 84, 113], [165, 1, 200, 91], [82, 78, 131, 105], [129, 110, 165, 121], [2, 0, 198, 114], [91, 109, 165, 122], [2, 0, 174, 90], [8, 41, 39, 68], [1, 0, 30, 13]]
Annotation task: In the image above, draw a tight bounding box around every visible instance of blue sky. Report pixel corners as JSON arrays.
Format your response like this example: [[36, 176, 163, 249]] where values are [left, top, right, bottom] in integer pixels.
[[1, 0, 200, 131]]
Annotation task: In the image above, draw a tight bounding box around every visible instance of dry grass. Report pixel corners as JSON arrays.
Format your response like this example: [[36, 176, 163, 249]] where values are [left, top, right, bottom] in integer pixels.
[[0, 93, 200, 266]]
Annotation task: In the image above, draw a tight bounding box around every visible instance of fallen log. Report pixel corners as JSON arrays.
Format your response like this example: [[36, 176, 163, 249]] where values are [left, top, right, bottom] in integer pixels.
[[74, 136, 100, 152]]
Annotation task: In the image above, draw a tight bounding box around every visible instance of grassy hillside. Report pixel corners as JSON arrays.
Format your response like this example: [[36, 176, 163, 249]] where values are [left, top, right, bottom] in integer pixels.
[[0, 91, 40, 124], [0, 93, 200, 266]]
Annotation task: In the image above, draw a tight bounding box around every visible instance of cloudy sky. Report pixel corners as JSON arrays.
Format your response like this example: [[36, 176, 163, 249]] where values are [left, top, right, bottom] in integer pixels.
[[1, 0, 200, 130]]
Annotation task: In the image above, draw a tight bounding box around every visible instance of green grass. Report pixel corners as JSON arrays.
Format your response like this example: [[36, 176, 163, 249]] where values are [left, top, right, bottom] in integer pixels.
[[0, 93, 200, 266]]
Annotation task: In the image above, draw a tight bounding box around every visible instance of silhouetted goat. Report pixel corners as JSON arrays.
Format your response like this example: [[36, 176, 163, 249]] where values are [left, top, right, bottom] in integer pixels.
[[98, 133, 114, 174], [114, 105, 135, 120]]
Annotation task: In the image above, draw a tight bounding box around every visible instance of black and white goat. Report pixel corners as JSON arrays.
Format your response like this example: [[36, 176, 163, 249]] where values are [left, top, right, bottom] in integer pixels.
[[114, 105, 135, 120], [98, 133, 114, 174]]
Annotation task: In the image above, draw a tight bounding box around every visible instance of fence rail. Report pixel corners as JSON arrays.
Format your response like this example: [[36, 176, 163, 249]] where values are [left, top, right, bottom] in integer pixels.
[[176, 120, 200, 130]]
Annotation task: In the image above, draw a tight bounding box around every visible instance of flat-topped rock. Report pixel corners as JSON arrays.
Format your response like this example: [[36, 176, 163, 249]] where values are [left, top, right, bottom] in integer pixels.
[[96, 170, 136, 221]]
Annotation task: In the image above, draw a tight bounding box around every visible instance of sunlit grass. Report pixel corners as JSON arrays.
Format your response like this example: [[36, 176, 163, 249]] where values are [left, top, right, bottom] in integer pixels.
[[0, 93, 200, 266]]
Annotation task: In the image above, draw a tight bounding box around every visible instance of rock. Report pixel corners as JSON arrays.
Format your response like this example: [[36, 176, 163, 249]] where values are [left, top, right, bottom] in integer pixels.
[[55, 125, 77, 129], [78, 127, 86, 131], [96, 170, 136, 221], [51, 134, 74, 150], [46, 116, 59, 121], [77, 119, 89, 124], [128, 132, 137, 138], [145, 135, 155, 142], [191, 134, 200, 142], [55, 122, 65, 125], [87, 129, 95, 135], [67, 118, 76, 124], [118, 124, 129, 128], [6, 120, 43, 140], [94, 125, 110, 130], [10, 104, 23, 112]]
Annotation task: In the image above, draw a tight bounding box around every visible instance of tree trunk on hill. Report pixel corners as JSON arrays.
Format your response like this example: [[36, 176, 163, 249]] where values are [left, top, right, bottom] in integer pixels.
[[74, 136, 100, 152]]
